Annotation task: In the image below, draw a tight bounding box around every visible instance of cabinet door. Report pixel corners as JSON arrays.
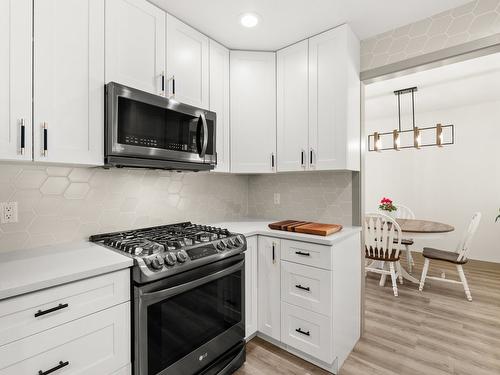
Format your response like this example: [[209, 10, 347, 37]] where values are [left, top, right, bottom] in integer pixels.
[[257, 236, 280, 341], [230, 51, 276, 174], [308, 25, 360, 171], [209, 40, 230, 173], [277, 40, 309, 172], [0, 0, 32, 161], [33, 0, 104, 165], [245, 236, 258, 338], [166, 14, 209, 109], [105, 0, 165, 95]]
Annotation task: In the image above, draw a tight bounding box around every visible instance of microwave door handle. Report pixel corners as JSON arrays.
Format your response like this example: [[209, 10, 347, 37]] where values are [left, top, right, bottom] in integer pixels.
[[140, 260, 244, 304], [199, 113, 208, 158]]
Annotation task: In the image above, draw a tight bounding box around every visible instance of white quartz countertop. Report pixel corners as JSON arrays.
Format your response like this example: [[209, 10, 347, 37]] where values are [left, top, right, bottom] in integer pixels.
[[208, 220, 361, 246], [0, 241, 132, 301]]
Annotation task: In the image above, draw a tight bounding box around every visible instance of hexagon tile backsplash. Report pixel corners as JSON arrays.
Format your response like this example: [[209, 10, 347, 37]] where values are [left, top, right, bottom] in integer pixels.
[[0, 164, 248, 252], [0, 164, 353, 253], [248, 171, 353, 225], [361, 0, 500, 71]]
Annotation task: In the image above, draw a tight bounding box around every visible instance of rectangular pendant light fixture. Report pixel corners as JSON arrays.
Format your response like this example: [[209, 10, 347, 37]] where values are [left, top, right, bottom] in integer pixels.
[[368, 87, 455, 152]]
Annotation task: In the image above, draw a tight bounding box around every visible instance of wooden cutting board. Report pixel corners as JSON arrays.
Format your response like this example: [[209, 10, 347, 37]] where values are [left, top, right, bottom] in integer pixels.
[[268, 220, 343, 236]]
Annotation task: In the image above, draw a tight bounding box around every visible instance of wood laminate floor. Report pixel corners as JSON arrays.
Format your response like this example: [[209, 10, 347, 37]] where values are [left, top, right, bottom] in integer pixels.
[[237, 253, 500, 375]]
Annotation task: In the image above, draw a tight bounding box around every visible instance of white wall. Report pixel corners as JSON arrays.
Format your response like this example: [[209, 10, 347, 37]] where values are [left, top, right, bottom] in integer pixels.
[[365, 100, 500, 263]]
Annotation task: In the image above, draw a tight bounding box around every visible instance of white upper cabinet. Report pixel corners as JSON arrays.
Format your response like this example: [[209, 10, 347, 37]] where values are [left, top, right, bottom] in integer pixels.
[[0, 0, 32, 161], [105, 0, 165, 95], [276, 40, 309, 172], [34, 0, 104, 165], [308, 25, 360, 171], [209, 40, 230, 173], [230, 51, 276, 174], [166, 14, 209, 109]]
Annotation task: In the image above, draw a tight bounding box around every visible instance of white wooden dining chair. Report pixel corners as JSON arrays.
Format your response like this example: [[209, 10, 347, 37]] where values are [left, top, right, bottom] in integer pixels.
[[365, 213, 404, 297], [419, 212, 482, 301], [394, 204, 416, 273]]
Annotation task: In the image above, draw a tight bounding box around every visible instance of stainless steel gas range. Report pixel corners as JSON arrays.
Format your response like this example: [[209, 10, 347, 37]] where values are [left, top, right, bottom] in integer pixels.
[[90, 222, 246, 375]]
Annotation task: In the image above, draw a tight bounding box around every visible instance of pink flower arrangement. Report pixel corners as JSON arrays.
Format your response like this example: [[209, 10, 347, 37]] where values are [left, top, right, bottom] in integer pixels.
[[379, 197, 397, 212]]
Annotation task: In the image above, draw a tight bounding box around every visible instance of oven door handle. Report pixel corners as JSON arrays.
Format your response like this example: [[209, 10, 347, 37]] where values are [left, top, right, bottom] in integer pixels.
[[198, 113, 208, 158], [141, 260, 244, 303]]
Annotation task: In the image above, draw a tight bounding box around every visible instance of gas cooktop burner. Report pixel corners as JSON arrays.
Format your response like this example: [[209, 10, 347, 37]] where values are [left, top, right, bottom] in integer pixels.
[[89, 222, 246, 283]]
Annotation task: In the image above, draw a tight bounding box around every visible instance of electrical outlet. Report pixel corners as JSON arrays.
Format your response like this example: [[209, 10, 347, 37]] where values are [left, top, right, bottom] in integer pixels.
[[1, 202, 18, 224], [273, 193, 280, 205]]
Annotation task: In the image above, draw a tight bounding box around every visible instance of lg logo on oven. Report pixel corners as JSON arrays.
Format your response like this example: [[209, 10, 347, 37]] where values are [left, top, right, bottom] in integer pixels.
[[199, 352, 208, 362]]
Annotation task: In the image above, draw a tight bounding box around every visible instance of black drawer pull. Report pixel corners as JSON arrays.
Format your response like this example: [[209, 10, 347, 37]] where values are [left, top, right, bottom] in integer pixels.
[[295, 284, 310, 292], [38, 360, 69, 375], [295, 328, 310, 336], [295, 251, 310, 257], [34, 303, 68, 318]]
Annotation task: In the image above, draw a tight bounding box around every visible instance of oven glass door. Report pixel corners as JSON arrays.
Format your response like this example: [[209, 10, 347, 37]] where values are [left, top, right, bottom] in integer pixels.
[[138, 257, 244, 375], [117, 96, 215, 158]]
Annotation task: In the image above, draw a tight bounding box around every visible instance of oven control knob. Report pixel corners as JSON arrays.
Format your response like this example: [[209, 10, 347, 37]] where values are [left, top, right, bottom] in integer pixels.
[[176, 251, 188, 263], [164, 253, 177, 266], [150, 256, 164, 270], [216, 241, 226, 251]]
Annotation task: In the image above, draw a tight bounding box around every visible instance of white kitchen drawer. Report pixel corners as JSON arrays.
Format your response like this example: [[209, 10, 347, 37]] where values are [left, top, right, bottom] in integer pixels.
[[0, 301, 130, 375], [281, 261, 332, 316], [281, 239, 332, 270], [0, 269, 129, 346], [281, 302, 333, 363]]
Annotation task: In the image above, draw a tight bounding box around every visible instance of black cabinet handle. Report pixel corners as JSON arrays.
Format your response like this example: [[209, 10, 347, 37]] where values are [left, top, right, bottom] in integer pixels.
[[310, 149, 313, 164], [271, 153, 275, 168], [34, 303, 68, 318], [272, 243, 275, 263], [20, 119, 26, 155], [295, 328, 310, 336], [295, 251, 310, 257], [161, 72, 165, 93], [172, 76, 176, 95], [38, 361, 69, 375], [295, 284, 310, 291], [43, 122, 48, 156]]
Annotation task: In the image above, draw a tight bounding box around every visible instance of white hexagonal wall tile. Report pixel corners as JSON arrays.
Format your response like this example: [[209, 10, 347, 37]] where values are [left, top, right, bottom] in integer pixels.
[[46, 167, 72, 177], [469, 12, 498, 35], [68, 168, 95, 182], [11, 190, 42, 212], [15, 170, 47, 189], [473, 0, 499, 15], [64, 182, 90, 199], [40, 177, 70, 195], [0, 232, 29, 252]]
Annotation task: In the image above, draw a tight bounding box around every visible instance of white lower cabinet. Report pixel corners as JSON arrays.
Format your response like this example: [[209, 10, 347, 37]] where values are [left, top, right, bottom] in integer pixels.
[[281, 302, 333, 363], [281, 261, 332, 316], [257, 236, 281, 341], [245, 236, 258, 338], [254, 234, 361, 372], [0, 269, 131, 375]]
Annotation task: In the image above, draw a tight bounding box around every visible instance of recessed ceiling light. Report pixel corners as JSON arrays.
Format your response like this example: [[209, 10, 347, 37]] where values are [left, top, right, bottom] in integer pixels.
[[240, 13, 259, 28]]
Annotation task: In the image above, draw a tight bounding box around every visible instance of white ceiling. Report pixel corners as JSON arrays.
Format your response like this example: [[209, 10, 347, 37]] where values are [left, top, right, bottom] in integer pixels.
[[150, 0, 470, 50], [365, 52, 500, 121]]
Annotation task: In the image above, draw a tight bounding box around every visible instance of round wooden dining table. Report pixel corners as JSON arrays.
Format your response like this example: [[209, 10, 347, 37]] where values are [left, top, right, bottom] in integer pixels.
[[385, 219, 455, 284]]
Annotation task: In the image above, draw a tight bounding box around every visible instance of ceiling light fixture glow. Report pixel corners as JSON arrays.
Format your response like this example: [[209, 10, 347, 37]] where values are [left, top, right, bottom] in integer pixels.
[[240, 13, 259, 28]]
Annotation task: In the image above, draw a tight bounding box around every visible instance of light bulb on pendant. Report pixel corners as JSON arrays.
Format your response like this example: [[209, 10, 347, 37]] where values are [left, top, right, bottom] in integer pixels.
[[436, 123, 443, 147], [414, 127, 421, 149], [393, 130, 400, 151], [374, 132, 382, 152]]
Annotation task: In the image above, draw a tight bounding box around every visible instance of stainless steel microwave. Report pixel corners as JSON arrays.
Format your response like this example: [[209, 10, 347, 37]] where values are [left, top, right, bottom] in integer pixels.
[[105, 82, 216, 171]]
